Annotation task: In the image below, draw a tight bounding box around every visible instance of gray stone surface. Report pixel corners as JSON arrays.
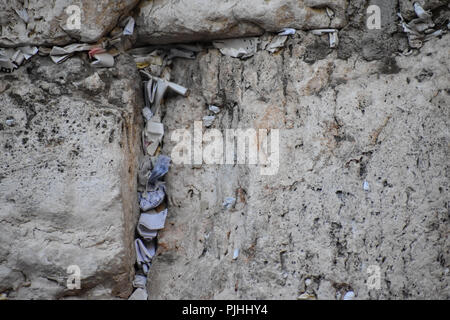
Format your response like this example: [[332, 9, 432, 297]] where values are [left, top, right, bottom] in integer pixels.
[[0, 0, 139, 47], [128, 287, 148, 300], [136, 0, 348, 45], [0, 0, 449, 301], [0, 54, 143, 299], [337, 0, 449, 61], [147, 34, 449, 299]]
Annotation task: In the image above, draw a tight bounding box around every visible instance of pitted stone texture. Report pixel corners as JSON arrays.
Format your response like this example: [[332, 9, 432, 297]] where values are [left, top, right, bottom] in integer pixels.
[[0, 0, 139, 47], [136, 0, 347, 45], [147, 35, 449, 299], [0, 54, 143, 299]]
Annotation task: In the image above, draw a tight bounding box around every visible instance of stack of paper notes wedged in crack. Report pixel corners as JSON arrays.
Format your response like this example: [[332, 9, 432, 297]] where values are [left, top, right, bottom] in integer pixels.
[[128, 44, 193, 159], [139, 70, 189, 157], [0, 46, 38, 73], [47, 40, 116, 67], [398, 2, 447, 52], [212, 28, 298, 59], [0, 15, 137, 73], [128, 43, 200, 72], [310, 29, 339, 48], [132, 154, 171, 299]]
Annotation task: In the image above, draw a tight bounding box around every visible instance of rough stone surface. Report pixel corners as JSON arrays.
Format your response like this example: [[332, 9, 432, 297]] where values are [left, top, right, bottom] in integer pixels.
[[0, 0, 139, 47], [128, 287, 148, 300], [147, 34, 449, 299], [338, 0, 449, 61], [136, 0, 348, 45], [0, 54, 143, 299]]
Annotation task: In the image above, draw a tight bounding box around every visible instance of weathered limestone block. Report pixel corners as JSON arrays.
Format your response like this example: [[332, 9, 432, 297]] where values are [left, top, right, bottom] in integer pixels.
[[0, 54, 143, 299], [136, 0, 348, 45], [0, 0, 139, 47], [146, 35, 449, 299]]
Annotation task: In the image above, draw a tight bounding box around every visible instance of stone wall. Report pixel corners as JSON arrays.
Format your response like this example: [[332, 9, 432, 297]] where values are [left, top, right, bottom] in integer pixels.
[[0, 0, 448, 299]]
